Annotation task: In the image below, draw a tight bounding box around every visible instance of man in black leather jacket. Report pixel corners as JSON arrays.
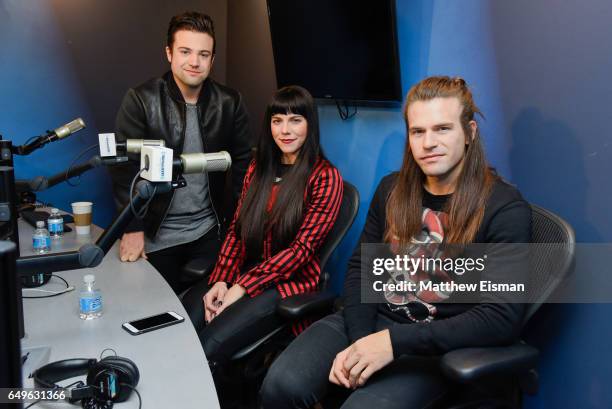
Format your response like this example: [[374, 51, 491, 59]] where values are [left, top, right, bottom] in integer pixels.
[[109, 11, 252, 292]]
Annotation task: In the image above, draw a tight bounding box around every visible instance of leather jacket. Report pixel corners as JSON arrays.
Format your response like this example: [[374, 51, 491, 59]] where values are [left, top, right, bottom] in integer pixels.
[[109, 71, 252, 239]]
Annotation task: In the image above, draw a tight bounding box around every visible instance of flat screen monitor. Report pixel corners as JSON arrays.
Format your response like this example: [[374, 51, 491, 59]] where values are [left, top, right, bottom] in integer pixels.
[[0, 241, 22, 397], [267, 0, 402, 103], [0, 166, 19, 248]]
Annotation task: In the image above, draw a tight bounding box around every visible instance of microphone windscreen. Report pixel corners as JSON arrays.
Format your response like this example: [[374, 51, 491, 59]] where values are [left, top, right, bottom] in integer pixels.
[[54, 118, 86, 139], [180, 151, 231, 174], [206, 153, 232, 172]]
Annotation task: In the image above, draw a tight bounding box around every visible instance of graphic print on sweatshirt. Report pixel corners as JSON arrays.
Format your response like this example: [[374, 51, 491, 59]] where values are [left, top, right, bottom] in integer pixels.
[[384, 207, 454, 321]]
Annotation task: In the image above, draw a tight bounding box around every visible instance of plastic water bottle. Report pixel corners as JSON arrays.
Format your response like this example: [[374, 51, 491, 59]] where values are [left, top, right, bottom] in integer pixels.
[[47, 208, 64, 238], [32, 221, 51, 254], [79, 274, 103, 320]]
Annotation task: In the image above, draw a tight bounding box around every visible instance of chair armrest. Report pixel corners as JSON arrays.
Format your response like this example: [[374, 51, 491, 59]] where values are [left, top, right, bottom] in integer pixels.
[[277, 291, 337, 319], [180, 255, 216, 283], [440, 343, 539, 383]]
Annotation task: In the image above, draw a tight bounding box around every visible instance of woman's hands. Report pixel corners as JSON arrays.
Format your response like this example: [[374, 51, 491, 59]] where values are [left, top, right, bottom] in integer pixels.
[[215, 284, 246, 316], [203, 282, 228, 323], [203, 283, 247, 323]]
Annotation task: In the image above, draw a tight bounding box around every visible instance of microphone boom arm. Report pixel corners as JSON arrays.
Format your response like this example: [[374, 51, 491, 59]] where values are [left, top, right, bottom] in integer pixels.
[[12, 133, 55, 156], [12, 118, 86, 156], [15, 155, 128, 193], [16, 180, 172, 275]]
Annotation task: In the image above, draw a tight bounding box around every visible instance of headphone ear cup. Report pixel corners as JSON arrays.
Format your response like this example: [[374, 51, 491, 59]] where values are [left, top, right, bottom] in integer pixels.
[[86, 362, 115, 402], [100, 356, 140, 386], [88, 356, 139, 402]]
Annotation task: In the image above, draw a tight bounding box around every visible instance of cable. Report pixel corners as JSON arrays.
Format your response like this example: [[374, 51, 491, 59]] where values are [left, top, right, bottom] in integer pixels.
[[22, 134, 41, 146], [24, 380, 86, 408], [335, 99, 357, 120], [22, 287, 74, 295], [120, 383, 142, 409], [22, 274, 73, 299], [99, 348, 118, 360], [82, 385, 112, 409], [129, 168, 157, 219], [65, 143, 99, 187], [129, 168, 145, 218]]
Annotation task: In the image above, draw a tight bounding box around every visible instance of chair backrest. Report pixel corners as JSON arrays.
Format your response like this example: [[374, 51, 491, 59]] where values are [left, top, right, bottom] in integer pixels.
[[317, 181, 360, 287], [523, 204, 575, 325]]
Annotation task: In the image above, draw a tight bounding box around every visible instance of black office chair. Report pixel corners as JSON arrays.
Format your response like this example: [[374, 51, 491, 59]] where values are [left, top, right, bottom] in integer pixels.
[[439, 204, 575, 408], [180, 254, 217, 292], [179, 180, 360, 336], [218, 181, 358, 408], [230, 180, 360, 361]]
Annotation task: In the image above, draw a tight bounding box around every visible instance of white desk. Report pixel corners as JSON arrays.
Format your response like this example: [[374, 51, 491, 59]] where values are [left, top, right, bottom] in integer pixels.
[[19, 218, 220, 409]]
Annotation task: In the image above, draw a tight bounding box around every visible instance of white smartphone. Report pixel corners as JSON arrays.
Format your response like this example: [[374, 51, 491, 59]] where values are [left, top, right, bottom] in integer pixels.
[[122, 311, 185, 335]]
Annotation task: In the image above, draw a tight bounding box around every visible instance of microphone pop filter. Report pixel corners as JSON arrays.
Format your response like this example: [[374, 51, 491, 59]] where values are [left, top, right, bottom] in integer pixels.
[[180, 151, 232, 174], [54, 118, 86, 139]]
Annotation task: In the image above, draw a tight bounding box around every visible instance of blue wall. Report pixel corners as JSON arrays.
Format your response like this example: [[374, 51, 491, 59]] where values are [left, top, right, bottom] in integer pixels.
[[0, 0, 223, 228], [4, 0, 612, 405], [0, 2, 115, 226], [321, 0, 612, 407]]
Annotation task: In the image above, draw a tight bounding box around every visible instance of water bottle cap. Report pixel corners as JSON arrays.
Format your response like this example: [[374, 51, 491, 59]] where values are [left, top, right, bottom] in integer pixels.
[[51, 208, 59, 214], [36, 221, 45, 228], [83, 274, 95, 283]]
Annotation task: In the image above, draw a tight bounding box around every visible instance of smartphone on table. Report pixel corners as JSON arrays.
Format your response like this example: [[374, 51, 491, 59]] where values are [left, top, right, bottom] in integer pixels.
[[122, 311, 184, 335]]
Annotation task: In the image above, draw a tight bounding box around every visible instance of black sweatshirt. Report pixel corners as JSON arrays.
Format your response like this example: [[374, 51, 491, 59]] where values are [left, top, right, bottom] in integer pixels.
[[342, 173, 532, 358]]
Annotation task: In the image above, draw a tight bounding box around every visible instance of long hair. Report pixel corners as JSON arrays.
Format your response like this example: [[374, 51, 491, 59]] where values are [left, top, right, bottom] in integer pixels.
[[237, 85, 323, 257], [385, 76, 497, 246]]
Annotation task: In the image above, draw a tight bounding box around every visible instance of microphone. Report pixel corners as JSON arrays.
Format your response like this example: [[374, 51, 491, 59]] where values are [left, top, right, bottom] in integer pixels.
[[179, 151, 232, 174], [98, 133, 165, 157], [13, 118, 86, 156], [16, 243, 105, 275], [51, 118, 86, 141], [140, 149, 231, 182], [123, 139, 165, 154]]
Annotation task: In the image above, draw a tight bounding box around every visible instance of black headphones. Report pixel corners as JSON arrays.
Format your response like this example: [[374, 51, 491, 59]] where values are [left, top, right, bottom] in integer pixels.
[[33, 356, 140, 409]]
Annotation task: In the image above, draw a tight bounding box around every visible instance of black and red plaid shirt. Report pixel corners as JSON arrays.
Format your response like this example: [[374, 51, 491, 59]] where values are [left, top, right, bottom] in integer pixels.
[[209, 158, 343, 326]]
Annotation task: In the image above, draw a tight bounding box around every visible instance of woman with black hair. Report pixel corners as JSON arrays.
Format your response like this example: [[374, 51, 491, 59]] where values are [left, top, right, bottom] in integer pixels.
[[182, 85, 343, 371]]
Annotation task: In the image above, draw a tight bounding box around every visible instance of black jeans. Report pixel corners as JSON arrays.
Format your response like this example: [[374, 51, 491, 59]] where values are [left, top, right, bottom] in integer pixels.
[[147, 228, 220, 294], [182, 279, 284, 366], [261, 312, 449, 409]]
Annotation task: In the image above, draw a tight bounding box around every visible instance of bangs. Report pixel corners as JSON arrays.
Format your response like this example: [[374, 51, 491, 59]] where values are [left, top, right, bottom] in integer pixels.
[[268, 87, 310, 117]]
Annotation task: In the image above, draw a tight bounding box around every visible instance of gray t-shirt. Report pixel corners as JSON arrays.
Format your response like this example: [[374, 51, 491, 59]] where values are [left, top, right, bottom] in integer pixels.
[[146, 104, 217, 253]]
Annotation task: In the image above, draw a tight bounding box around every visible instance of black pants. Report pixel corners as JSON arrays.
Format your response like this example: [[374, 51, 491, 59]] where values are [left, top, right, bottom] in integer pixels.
[[147, 228, 220, 294], [261, 312, 450, 409], [181, 279, 284, 366]]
